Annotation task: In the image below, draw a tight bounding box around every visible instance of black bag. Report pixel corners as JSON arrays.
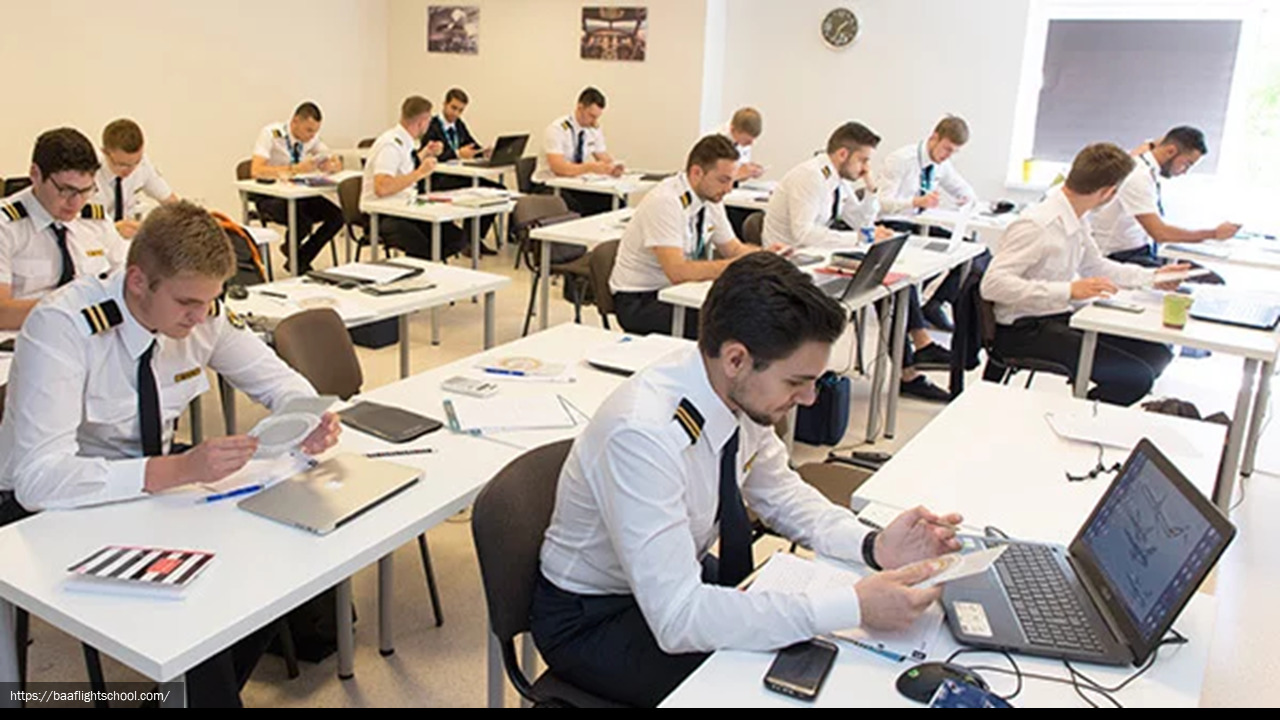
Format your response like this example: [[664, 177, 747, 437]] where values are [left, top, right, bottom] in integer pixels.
[[795, 372, 851, 446]]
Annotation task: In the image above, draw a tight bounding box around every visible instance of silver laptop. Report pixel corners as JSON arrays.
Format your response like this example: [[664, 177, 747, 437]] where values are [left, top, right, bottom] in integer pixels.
[[238, 453, 419, 535]]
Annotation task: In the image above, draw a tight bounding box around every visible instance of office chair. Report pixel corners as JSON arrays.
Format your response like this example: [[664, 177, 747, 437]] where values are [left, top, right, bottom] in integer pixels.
[[512, 196, 590, 335], [336, 176, 392, 263], [741, 211, 765, 246], [587, 239, 620, 331]]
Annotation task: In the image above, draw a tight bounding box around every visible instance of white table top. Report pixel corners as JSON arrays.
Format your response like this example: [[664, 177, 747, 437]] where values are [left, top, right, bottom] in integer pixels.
[[881, 205, 1016, 235], [232, 170, 361, 200], [361, 194, 515, 223], [723, 188, 771, 212], [664, 383, 1229, 708], [1070, 288, 1280, 362], [1161, 237, 1280, 272], [542, 173, 657, 198], [433, 160, 512, 181], [528, 208, 633, 248], [0, 324, 647, 682], [225, 258, 509, 327]]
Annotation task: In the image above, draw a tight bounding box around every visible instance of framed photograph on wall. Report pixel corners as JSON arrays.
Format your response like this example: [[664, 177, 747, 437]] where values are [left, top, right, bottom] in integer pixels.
[[428, 6, 479, 55], [581, 7, 647, 61]]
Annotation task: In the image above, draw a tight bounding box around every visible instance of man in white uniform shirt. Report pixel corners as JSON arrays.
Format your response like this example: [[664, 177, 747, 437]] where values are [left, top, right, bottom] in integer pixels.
[[764, 122, 953, 402], [534, 86, 623, 216], [982, 143, 1187, 406], [94, 119, 178, 239], [1, 128, 127, 330], [249, 102, 345, 273], [719, 107, 764, 183], [534, 251, 961, 706], [609, 135, 760, 337], [1090, 126, 1240, 267]]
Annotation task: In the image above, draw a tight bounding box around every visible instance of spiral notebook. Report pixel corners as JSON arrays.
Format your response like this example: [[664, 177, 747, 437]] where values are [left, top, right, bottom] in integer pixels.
[[66, 545, 215, 599]]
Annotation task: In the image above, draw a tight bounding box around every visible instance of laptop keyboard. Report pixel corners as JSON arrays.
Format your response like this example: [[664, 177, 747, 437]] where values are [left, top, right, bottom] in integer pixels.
[[996, 544, 1105, 654], [1192, 299, 1280, 329]]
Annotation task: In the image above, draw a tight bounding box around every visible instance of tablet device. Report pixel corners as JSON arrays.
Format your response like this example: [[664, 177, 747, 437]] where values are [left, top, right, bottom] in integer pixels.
[[339, 401, 444, 443]]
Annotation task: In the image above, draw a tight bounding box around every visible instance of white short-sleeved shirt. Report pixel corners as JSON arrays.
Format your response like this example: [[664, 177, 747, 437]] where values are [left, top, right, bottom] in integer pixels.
[[762, 154, 878, 248], [609, 173, 736, 294], [1089, 152, 1163, 256], [252, 121, 330, 167], [534, 114, 607, 183], [717, 121, 752, 165], [0, 271, 316, 510], [877, 141, 977, 216], [0, 189, 127, 300], [361, 124, 419, 205], [540, 345, 871, 654], [94, 155, 174, 221]]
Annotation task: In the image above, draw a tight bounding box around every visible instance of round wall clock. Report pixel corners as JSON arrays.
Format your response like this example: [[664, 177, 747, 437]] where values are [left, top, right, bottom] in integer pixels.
[[821, 7, 859, 50]]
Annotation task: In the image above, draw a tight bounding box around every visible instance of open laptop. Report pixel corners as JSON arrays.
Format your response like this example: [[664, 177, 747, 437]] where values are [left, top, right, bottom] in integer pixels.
[[1188, 294, 1280, 331], [238, 454, 420, 535], [831, 233, 908, 302], [461, 134, 529, 167], [942, 439, 1235, 666]]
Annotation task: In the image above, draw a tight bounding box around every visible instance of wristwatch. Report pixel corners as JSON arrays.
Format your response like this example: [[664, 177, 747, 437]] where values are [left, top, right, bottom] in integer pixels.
[[862, 530, 883, 571]]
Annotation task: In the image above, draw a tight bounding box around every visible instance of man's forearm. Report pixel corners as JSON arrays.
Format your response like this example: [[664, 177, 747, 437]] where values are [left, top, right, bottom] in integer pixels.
[[0, 299, 38, 331]]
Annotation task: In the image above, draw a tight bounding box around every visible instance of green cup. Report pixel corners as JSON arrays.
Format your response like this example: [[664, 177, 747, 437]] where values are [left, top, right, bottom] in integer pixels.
[[1163, 293, 1194, 329]]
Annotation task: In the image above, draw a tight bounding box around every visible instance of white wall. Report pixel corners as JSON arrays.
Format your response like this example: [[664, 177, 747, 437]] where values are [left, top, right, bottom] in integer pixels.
[[718, 0, 1035, 202], [0, 0, 389, 214], [386, 0, 710, 172]]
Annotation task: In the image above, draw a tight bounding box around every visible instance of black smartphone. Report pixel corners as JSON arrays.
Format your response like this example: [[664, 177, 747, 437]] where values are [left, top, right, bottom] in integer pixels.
[[0, 338, 14, 352], [763, 638, 838, 701], [852, 450, 892, 464]]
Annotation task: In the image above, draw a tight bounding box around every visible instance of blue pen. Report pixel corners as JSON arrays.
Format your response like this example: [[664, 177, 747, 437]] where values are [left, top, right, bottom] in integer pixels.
[[201, 484, 264, 504], [482, 367, 526, 377]]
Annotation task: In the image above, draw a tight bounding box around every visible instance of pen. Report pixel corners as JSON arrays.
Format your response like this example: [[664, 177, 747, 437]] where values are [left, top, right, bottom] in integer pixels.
[[200, 484, 264, 504], [257, 290, 289, 299], [482, 367, 527, 377], [365, 448, 435, 458]]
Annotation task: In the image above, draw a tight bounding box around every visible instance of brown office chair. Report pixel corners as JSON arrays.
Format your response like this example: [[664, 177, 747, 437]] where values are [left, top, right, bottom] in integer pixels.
[[587, 240, 619, 331], [741, 211, 765, 246], [271, 309, 444, 627], [514, 156, 538, 195], [513, 196, 591, 335], [471, 440, 629, 708], [337, 176, 391, 263]]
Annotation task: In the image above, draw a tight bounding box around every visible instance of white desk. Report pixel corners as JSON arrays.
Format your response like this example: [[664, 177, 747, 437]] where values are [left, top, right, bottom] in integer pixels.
[[234, 171, 361, 277], [1161, 238, 1280, 272], [429, 160, 511, 190], [528, 208, 634, 331], [1069, 288, 1280, 509], [542, 174, 656, 211], [881, 206, 1016, 239], [361, 194, 515, 271], [664, 383, 1228, 708], [723, 187, 771, 213]]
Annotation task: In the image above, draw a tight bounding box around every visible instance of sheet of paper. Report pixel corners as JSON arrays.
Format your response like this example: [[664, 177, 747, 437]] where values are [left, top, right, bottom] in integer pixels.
[[200, 453, 315, 493], [914, 545, 1007, 589], [447, 395, 578, 433], [1044, 411, 1198, 458]]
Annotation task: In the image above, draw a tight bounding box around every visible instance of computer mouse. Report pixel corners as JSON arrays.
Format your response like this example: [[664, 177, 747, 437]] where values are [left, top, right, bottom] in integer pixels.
[[896, 662, 988, 703], [991, 200, 1016, 214], [254, 177, 277, 185], [226, 284, 249, 300]]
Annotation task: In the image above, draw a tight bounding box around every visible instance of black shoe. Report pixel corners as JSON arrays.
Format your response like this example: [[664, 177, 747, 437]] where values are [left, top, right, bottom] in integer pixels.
[[922, 300, 955, 332], [479, 242, 498, 256], [913, 342, 952, 370], [900, 375, 951, 402]]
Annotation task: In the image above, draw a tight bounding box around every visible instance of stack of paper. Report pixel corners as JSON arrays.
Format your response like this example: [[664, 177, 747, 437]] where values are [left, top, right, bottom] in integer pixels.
[[445, 395, 580, 434]]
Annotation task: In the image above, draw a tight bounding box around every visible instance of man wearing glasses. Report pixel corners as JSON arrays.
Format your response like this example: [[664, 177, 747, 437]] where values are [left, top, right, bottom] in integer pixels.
[[1, 128, 126, 330]]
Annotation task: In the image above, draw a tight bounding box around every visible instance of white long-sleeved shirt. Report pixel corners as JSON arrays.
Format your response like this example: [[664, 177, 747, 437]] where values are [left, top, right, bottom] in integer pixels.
[[1089, 151, 1163, 256], [877, 141, 976, 216], [762, 154, 877, 248], [982, 187, 1155, 326], [540, 345, 870, 654]]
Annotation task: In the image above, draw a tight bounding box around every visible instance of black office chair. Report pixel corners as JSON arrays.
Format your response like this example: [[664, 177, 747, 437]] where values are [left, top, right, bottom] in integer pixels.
[[961, 270, 1071, 391], [471, 440, 629, 708], [3, 177, 32, 197], [514, 156, 538, 195], [512, 196, 591, 335]]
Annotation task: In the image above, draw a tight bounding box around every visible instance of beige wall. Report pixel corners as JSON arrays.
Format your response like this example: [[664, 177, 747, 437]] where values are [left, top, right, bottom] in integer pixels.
[[0, 0, 389, 214], [386, 0, 711, 173]]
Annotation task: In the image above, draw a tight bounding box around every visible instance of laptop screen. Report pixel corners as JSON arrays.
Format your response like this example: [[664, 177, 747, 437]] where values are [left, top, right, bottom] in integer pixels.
[[1071, 440, 1234, 658]]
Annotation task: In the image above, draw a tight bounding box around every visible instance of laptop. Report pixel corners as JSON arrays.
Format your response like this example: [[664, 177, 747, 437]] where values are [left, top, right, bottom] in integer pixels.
[[942, 439, 1235, 665], [586, 334, 690, 376], [831, 233, 909, 302], [238, 453, 420, 535], [461, 134, 529, 167], [1188, 295, 1280, 331]]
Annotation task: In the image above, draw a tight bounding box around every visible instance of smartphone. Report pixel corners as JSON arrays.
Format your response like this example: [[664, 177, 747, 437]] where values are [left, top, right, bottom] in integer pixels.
[[763, 639, 838, 701], [1094, 298, 1144, 314]]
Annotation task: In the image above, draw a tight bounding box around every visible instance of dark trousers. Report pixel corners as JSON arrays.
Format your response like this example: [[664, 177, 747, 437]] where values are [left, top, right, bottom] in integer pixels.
[[256, 196, 343, 273], [560, 188, 616, 217], [613, 290, 699, 339], [992, 313, 1172, 406], [379, 215, 469, 261], [530, 572, 710, 707], [872, 287, 928, 368]]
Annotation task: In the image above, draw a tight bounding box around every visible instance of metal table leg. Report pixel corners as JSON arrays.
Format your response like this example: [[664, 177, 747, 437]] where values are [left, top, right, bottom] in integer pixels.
[[1073, 331, 1099, 399], [189, 397, 204, 445], [671, 307, 686, 338], [378, 555, 394, 657], [539, 238, 552, 331], [1217, 358, 1259, 510], [219, 375, 237, 434], [1242, 360, 1273, 477], [484, 291, 496, 349], [885, 287, 909, 439], [432, 223, 442, 345], [336, 578, 355, 680], [370, 212, 380, 258], [399, 315, 411, 378], [286, 197, 299, 278], [865, 295, 893, 442], [487, 631, 505, 708]]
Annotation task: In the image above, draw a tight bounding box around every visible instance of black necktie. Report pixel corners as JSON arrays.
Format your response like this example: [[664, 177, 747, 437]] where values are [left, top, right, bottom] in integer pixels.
[[411, 147, 426, 195], [574, 130, 585, 164], [113, 176, 124, 222], [919, 164, 934, 195], [446, 126, 458, 152], [717, 428, 752, 587], [290, 141, 302, 164], [138, 340, 163, 457], [830, 186, 841, 227], [50, 224, 74, 287], [693, 207, 707, 259]]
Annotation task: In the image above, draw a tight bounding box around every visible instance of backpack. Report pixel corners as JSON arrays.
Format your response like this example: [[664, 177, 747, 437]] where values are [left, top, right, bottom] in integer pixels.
[[209, 210, 268, 287]]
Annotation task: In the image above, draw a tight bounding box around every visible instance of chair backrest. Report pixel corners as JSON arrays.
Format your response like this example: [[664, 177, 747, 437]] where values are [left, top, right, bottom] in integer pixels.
[[471, 439, 574, 643], [3, 177, 32, 198], [588, 239, 620, 318], [336, 175, 366, 228], [235, 159, 252, 181], [742, 211, 765, 246], [357, 137, 376, 149], [0, 383, 7, 423], [515, 156, 537, 194], [272, 308, 364, 400], [513, 196, 581, 271], [512, 194, 572, 229]]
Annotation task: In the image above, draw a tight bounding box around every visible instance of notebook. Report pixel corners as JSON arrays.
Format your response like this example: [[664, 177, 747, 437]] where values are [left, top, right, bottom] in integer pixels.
[[443, 395, 580, 434], [67, 545, 215, 599]]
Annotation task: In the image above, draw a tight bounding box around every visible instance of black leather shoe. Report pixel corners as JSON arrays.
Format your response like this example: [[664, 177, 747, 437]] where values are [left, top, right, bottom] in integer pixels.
[[900, 375, 951, 402], [922, 299, 955, 332], [913, 342, 953, 370], [479, 242, 498, 256]]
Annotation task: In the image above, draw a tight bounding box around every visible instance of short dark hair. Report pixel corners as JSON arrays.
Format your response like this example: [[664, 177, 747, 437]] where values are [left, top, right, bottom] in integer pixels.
[[578, 86, 606, 109], [401, 95, 433, 121], [933, 115, 970, 145], [294, 102, 323, 122], [1161, 126, 1208, 155], [699, 253, 847, 368], [32, 128, 100, 177], [102, 119, 144, 153], [445, 87, 469, 105], [730, 107, 763, 138], [826, 122, 881, 155], [687, 135, 740, 173], [1065, 143, 1136, 195]]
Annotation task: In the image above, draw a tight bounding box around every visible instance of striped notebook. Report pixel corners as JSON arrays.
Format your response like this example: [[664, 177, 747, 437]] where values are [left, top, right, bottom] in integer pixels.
[[66, 545, 215, 599]]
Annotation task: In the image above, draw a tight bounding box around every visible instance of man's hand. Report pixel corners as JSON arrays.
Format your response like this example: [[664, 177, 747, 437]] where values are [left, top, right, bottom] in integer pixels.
[[414, 155, 438, 179], [300, 412, 342, 456], [294, 158, 318, 175], [874, 506, 963, 569], [872, 225, 896, 242], [115, 219, 141, 239], [857, 165, 877, 193], [320, 156, 344, 174], [180, 436, 259, 486], [1153, 262, 1193, 291], [913, 191, 941, 210], [458, 145, 478, 160], [1070, 276, 1118, 300], [424, 140, 444, 157], [741, 162, 765, 180], [855, 560, 946, 632], [1214, 222, 1243, 241], [768, 242, 793, 256], [608, 162, 626, 178]]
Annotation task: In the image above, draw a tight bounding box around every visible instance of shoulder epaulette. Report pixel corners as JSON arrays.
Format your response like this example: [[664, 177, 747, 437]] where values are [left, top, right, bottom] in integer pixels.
[[672, 398, 704, 446], [561, 119, 573, 131], [679, 190, 693, 209], [208, 299, 222, 317], [80, 204, 106, 220], [1, 201, 27, 222], [821, 165, 832, 179], [393, 136, 404, 146], [81, 299, 123, 335], [272, 127, 285, 139]]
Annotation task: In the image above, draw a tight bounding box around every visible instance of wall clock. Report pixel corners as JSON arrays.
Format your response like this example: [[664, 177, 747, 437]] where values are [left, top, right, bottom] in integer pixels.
[[821, 7, 859, 50]]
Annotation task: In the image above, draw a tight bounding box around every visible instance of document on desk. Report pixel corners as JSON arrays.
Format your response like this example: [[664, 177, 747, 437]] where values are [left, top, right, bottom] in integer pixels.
[[1044, 411, 1198, 458], [746, 553, 944, 662], [445, 395, 579, 434]]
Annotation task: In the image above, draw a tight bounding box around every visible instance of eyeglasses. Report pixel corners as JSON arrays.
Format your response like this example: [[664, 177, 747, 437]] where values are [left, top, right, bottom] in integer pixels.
[[1065, 443, 1122, 483], [46, 176, 98, 201]]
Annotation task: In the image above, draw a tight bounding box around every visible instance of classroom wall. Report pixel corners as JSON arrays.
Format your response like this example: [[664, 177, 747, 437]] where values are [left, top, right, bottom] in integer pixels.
[[0, 0, 389, 214], [717, 0, 1035, 202], [385, 0, 711, 173]]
